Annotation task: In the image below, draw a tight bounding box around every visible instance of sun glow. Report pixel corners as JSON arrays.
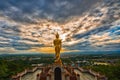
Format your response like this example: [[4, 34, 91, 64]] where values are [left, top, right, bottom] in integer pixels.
[[29, 47, 80, 54], [30, 47, 66, 54]]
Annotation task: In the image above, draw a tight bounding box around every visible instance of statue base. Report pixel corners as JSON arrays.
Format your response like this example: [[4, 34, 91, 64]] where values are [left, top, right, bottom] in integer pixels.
[[54, 59, 62, 66], [50, 63, 65, 80]]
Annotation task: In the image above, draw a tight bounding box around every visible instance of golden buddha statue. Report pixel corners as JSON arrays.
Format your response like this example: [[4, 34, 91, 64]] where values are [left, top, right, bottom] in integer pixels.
[[53, 33, 62, 65]]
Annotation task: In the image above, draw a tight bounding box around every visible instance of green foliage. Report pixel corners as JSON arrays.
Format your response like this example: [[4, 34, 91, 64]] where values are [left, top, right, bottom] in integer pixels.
[[0, 59, 31, 80], [0, 56, 54, 80], [83, 63, 120, 80]]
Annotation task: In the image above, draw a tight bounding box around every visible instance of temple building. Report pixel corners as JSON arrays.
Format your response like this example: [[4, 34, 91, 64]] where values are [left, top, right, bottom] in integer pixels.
[[36, 33, 80, 80], [12, 33, 107, 80]]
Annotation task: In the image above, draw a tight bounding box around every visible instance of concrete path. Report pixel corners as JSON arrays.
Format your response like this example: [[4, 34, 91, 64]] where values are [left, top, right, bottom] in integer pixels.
[[74, 69, 96, 80], [21, 69, 41, 80]]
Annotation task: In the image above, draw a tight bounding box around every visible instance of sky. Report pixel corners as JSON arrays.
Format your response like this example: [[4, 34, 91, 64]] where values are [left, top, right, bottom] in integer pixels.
[[0, 0, 120, 54]]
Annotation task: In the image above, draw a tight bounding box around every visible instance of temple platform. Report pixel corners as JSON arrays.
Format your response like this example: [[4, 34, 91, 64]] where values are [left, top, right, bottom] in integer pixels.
[[12, 65, 107, 80]]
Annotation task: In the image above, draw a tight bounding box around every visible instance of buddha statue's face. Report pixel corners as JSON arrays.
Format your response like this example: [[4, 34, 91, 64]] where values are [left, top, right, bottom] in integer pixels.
[[56, 33, 59, 38]]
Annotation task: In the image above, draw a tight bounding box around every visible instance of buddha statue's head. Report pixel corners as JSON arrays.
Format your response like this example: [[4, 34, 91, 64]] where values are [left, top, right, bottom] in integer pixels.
[[56, 32, 59, 38]]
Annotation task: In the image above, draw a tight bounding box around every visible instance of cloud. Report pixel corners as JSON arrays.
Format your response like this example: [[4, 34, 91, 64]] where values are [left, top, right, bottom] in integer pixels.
[[0, 0, 102, 23], [89, 33, 111, 43], [0, 47, 17, 53], [0, 0, 120, 53], [64, 38, 86, 46], [0, 19, 43, 50]]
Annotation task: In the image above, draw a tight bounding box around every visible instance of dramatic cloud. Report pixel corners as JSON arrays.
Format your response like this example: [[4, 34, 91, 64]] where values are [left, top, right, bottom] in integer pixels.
[[0, 0, 102, 23], [0, 0, 120, 54]]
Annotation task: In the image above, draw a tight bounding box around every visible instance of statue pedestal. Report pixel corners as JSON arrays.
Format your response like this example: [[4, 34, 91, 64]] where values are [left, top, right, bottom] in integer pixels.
[[54, 59, 62, 66], [50, 64, 66, 80]]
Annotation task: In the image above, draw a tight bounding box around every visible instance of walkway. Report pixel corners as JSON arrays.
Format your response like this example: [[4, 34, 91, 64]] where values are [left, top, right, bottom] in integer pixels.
[[21, 69, 41, 80], [74, 69, 96, 80]]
